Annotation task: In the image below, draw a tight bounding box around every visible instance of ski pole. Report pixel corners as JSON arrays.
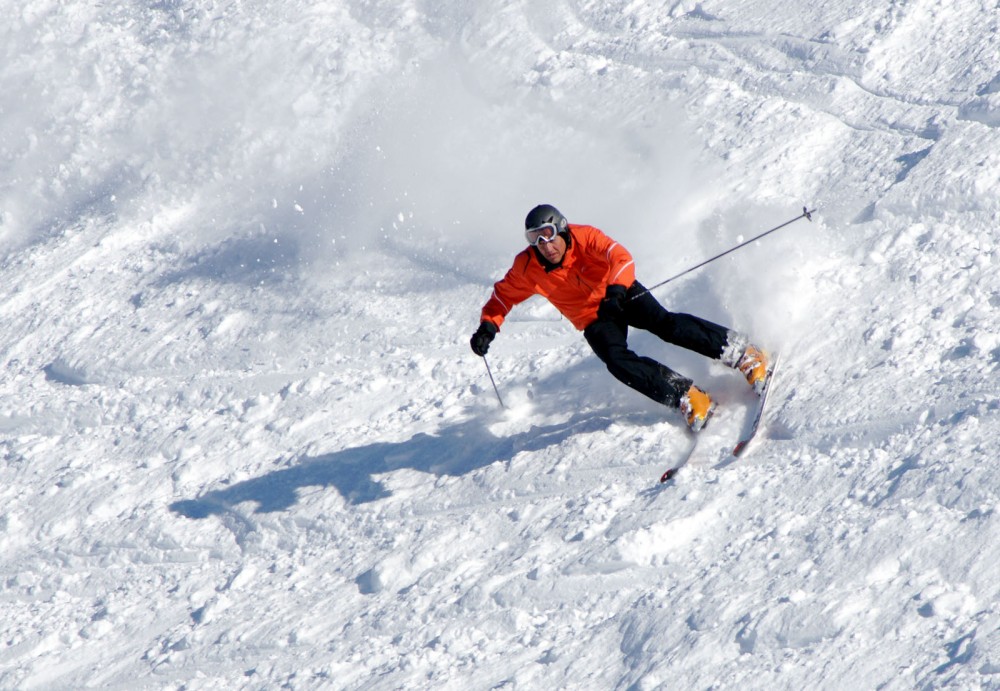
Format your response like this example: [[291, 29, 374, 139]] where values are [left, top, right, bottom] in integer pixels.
[[482, 356, 505, 409], [631, 206, 815, 300]]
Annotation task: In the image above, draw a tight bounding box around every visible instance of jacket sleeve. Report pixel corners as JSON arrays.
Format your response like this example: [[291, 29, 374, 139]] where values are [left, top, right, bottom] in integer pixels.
[[479, 252, 536, 330], [580, 225, 635, 287]]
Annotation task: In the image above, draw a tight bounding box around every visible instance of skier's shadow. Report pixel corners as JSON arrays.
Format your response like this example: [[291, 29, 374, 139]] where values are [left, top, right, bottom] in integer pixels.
[[170, 412, 640, 519]]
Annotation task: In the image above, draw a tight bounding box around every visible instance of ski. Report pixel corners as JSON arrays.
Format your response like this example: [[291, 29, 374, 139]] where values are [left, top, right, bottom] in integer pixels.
[[732, 352, 781, 457], [659, 353, 781, 483], [659, 436, 699, 483]]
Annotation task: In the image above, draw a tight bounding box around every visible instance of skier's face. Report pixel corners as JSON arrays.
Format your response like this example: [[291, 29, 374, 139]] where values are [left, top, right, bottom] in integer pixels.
[[537, 233, 567, 264]]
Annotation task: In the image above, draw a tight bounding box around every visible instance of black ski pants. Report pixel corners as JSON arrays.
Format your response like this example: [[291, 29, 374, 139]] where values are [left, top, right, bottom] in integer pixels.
[[583, 281, 731, 408]]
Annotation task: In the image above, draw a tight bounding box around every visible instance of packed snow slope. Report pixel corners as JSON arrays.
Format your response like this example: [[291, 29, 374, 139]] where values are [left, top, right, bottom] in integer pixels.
[[1, 1, 999, 689]]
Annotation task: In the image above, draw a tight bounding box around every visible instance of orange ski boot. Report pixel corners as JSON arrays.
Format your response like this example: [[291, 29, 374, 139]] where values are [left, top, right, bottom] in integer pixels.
[[737, 345, 770, 395], [680, 385, 715, 432]]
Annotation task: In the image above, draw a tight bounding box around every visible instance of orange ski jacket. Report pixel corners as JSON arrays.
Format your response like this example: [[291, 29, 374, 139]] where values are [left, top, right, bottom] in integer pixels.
[[480, 224, 636, 331]]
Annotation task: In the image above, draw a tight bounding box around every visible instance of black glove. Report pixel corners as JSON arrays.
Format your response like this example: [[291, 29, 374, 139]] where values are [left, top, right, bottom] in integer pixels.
[[597, 284, 627, 322], [470, 321, 498, 356]]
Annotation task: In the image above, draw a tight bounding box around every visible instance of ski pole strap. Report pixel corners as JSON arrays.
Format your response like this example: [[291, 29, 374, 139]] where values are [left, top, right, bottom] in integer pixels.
[[632, 206, 815, 301]]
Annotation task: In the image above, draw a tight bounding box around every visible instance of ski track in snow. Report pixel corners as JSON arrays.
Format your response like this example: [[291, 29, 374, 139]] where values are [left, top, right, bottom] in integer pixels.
[[1, 1, 999, 689]]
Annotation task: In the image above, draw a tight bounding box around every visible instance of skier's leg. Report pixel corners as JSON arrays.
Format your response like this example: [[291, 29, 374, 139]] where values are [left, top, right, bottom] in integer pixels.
[[624, 282, 746, 363], [583, 318, 693, 408], [624, 282, 769, 392]]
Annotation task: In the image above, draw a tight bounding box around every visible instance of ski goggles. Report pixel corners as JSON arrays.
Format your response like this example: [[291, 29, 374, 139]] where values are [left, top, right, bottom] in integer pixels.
[[525, 222, 560, 246]]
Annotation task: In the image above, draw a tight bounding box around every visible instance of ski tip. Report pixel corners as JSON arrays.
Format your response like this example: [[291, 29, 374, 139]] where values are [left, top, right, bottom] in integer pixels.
[[660, 468, 678, 483]]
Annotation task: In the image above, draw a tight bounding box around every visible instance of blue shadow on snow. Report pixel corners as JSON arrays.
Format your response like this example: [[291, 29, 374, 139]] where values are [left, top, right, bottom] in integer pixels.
[[170, 412, 631, 518]]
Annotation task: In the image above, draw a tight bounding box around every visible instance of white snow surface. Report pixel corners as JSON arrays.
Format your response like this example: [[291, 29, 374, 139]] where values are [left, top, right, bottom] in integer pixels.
[[1, 1, 999, 689]]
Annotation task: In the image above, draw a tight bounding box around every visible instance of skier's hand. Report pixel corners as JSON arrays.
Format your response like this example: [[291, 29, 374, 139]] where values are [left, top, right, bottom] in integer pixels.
[[597, 284, 627, 322], [470, 321, 498, 356]]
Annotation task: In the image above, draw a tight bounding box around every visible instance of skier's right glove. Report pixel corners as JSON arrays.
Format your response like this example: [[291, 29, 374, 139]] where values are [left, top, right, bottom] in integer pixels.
[[597, 284, 627, 322], [470, 321, 498, 357]]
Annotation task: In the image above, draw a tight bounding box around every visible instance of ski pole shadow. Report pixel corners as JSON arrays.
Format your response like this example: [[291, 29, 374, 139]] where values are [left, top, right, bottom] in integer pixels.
[[169, 411, 635, 519]]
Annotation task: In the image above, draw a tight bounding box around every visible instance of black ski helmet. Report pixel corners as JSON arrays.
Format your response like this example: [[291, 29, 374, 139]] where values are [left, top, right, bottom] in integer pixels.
[[525, 204, 568, 233]]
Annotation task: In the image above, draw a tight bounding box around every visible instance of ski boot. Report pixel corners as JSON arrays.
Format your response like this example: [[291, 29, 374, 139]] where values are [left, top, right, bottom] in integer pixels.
[[737, 345, 770, 395], [680, 384, 715, 432]]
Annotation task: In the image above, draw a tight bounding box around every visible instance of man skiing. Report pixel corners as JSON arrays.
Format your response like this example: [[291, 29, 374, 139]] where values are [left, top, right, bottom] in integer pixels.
[[469, 204, 770, 431]]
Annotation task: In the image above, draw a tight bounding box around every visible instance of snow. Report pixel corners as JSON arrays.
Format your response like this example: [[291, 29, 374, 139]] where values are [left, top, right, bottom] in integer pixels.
[[1, 0, 999, 688]]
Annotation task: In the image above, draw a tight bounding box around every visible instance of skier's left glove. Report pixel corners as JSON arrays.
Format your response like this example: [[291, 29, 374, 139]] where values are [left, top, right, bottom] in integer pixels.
[[597, 284, 627, 322]]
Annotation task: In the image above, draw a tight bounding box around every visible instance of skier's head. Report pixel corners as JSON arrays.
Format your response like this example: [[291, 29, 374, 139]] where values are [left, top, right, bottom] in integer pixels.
[[525, 204, 570, 266], [524, 204, 568, 237]]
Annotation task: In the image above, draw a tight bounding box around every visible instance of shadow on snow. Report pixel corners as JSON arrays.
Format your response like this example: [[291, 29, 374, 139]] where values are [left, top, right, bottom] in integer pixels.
[[170, 411, 648, 519]]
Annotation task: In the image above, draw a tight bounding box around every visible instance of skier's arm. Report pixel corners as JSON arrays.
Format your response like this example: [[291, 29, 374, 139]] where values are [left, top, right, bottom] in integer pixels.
[[479, 254, 536, 331], [603, 238, 636, 287], [579, 226, 636, 288]]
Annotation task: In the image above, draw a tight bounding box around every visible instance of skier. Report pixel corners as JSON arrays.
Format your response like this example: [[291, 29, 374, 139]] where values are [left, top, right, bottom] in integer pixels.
[[469, 204, 770, 431]]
